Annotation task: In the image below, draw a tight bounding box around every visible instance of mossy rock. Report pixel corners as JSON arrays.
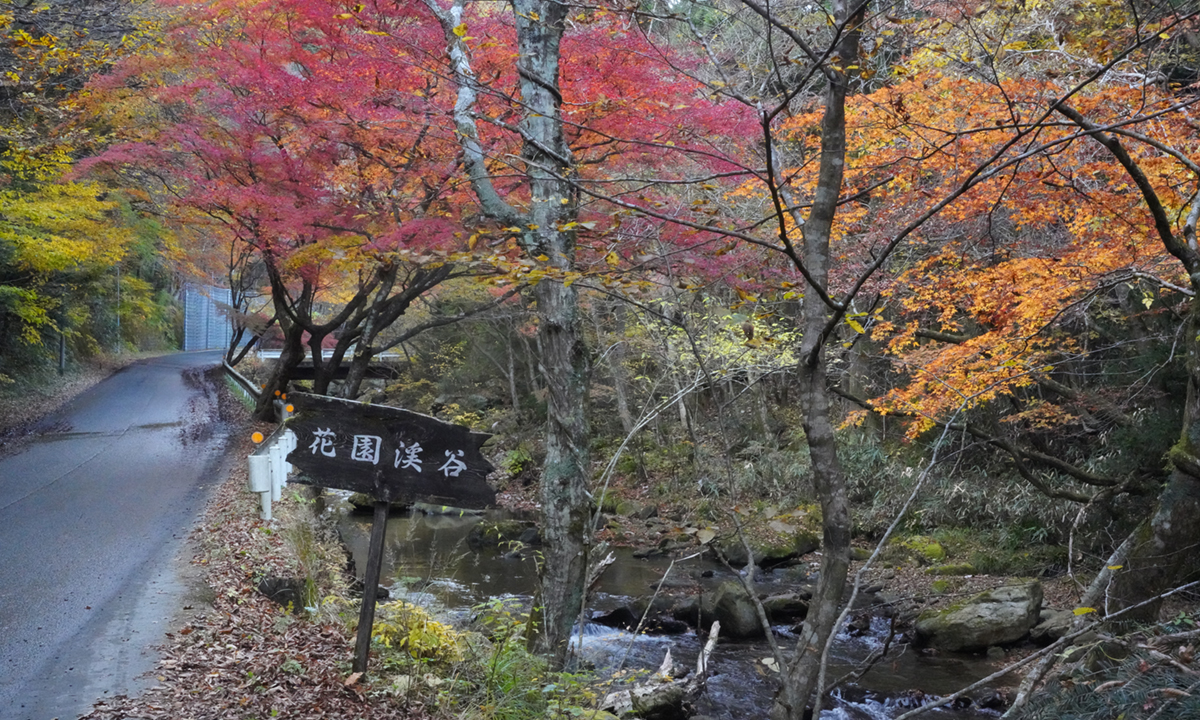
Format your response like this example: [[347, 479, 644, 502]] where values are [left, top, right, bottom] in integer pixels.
[[701, 581, 764, 638], [614, 500, 644, 517], [412, 502, 484, 517], [556, 712, 618, 720], [467, 520, 539, 550], [915, 581, 1043, 652], [926, 562, 976, 576], [596, 490, 620, 514], [346, 493, 409, 514], [931, 579, 953, 594], [716, 531, 819, 568], [884, 535, 946, 566]]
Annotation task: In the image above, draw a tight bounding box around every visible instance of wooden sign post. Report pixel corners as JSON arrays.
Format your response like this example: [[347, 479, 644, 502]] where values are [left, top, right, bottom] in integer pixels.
[[284, 393, 495, 675]]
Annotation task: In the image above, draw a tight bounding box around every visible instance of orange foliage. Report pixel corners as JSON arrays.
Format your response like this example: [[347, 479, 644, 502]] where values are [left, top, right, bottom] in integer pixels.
[[769, 73, 1198, 434]]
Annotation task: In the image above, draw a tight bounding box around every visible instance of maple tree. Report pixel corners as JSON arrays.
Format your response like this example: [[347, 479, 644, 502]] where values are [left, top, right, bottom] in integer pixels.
[[85, 0, 747, 666], [83, 0, 533, 417], [804, 4, 1200, 628]]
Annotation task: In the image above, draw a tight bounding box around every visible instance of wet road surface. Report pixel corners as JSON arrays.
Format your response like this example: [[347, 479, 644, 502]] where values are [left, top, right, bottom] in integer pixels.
[[0, 352, 231, 719]]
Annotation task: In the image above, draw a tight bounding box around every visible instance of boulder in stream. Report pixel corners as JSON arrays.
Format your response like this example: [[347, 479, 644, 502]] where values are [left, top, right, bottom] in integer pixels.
[[915, 580, 1043, 652], [346, 493, 410, 513], [703, 581, 764, 639], [715, 531, 820, 569], [762, 593, 809, 623], [412, 502, 484, 517], [467, 519, 540, 549]]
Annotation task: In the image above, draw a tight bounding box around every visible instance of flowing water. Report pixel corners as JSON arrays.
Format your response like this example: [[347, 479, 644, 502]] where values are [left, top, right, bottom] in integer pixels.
[[337, 506, 1007, 719]]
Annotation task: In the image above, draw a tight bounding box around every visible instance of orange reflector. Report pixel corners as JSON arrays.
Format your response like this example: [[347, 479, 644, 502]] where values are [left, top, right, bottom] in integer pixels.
[[274, 390, 281, 396], [252, 432, 264, 443], [281, 393, 287, 400], [286, 405, 294, 413]]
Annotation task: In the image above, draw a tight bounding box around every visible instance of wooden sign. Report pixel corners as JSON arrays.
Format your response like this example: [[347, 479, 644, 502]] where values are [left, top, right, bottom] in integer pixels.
[[282, 392, 497, 675], [284, 393, 495, 508]]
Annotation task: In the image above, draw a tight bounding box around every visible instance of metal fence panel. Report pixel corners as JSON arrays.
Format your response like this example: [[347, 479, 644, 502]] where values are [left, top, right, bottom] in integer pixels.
[[182, 285, 233, 351]]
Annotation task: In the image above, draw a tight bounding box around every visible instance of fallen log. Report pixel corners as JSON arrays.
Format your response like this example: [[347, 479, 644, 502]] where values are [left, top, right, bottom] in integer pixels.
[[601, 621, 721, 719]]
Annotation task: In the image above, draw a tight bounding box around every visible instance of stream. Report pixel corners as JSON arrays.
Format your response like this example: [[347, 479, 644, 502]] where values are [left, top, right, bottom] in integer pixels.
[[337, 505, 1007, 719]]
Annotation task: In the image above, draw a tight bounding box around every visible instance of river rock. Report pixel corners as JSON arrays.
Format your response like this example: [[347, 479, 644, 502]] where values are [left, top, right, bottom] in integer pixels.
[[762, 593, 809, 623], [412, 501, 484, 516], [1030, 607, 1073, 643], [703, 581, 763, 639], [615, 500, 646, 517], [593, 606, 640, 631], [346, 493, 409, 513], [716, 532, 820, 569], [467, 520, 540, 549], [915, 581, 1043, 652], [884, 536, 947, 566]]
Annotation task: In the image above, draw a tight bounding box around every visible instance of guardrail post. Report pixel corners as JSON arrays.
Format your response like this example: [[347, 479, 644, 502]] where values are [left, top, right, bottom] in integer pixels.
[[283, 429, 296, 474], [269, 441, 284, 503], [248, 454, 273, 521]]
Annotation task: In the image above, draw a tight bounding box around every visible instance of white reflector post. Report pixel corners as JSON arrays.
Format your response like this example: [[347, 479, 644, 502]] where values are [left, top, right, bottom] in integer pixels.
[[283, 429, 296, 474], [248, 454, 273, 520], [269, 443, 284, 503], [248, 454, 271, 493]]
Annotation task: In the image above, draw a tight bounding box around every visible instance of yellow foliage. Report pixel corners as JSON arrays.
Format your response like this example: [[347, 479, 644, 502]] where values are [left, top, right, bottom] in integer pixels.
[[371, 600, 464, 663]]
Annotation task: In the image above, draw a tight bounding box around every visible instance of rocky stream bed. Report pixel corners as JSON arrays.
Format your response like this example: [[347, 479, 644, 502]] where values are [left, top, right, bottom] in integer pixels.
[[334, 500, 1078, 720]]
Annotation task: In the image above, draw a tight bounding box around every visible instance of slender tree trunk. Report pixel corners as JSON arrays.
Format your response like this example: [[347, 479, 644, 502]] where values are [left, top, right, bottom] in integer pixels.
[[425, 0, 589, 667], [774, 359, 852, 720], [506, 332, 520, 413], [342, 267, 396, 400], [532, 277, 590, 666], [608, 303, 635, 435], [767, 1, 863, 716]]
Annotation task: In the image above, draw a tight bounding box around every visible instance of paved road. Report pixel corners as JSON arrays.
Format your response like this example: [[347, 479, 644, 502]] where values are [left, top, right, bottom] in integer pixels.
[[0, 352, 231, 720]]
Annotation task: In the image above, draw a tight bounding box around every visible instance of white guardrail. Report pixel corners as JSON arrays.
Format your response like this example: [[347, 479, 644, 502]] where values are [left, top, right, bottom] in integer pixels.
[[223, 359, 296, 521], [248, 424, 296, 521]]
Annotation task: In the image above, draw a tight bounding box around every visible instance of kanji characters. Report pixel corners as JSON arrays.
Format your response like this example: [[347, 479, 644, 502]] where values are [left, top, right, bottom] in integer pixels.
[[394, 442, 423, 472], [439, 449, 467, 477], [309, 428, 336, 457], [351, 434, 382, 464]]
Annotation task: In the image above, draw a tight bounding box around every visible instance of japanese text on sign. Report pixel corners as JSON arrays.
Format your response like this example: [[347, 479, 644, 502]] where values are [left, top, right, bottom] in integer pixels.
[[306, 429, 467, 477]]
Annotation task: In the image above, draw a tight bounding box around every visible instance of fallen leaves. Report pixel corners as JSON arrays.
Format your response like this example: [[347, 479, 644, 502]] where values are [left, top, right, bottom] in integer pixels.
[[80, 426, 429, 720]]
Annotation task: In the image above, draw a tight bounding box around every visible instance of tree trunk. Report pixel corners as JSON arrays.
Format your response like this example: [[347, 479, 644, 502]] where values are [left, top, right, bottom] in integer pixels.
[[342, 267, 396, 400], [255, 315, 304, 420], [765, 1, 864, 716], [531, 277, 590, 667], [1108, 300, 1200, 621], [423, 0, 589, 668], [511, 0, 590, 668], [609, 306, 635, 435]]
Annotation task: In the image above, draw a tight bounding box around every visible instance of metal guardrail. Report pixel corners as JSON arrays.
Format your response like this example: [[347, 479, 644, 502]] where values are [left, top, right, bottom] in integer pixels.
[[223, 359, 297, 521], [222, 359, 261, 401], [247, 425, 296, 521]]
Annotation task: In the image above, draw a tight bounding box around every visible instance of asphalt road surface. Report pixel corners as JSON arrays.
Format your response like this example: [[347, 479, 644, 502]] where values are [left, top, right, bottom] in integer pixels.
[[0, 351, 232, 720]]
